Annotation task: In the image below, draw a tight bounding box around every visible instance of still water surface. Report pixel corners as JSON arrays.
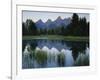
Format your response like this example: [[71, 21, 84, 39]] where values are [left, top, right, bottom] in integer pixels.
[[22, 39, 89, 69]]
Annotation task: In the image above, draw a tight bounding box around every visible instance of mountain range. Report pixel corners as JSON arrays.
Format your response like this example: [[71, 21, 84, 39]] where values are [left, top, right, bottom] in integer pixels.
[[35, 16, 71, 29]]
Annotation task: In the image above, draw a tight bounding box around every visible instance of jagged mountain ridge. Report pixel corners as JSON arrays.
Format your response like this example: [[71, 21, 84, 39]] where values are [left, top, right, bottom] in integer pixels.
[[35, 16, 71, 29]]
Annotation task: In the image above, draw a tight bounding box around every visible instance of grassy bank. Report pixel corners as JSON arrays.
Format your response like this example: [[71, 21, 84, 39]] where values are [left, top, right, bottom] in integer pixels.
[[22, 35, 89, 42]]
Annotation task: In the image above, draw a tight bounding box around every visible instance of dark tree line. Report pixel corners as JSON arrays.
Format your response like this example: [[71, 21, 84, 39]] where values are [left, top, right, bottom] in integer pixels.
[[22, 19, 37, 35], [22, 13, 89, 36], [64, 13, 89, 36]]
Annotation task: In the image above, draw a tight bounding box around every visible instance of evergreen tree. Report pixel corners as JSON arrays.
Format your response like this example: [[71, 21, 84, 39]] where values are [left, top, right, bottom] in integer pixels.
[[23, 19, 37, 35]]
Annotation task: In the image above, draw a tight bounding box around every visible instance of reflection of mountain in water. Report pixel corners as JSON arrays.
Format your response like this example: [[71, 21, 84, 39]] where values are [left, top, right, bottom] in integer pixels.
[[22, 39, 89, 69]]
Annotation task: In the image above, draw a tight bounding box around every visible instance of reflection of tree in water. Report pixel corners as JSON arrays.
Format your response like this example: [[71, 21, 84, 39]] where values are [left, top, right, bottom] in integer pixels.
[[22, 40, 37, 51], [25, 40, 38, 59], [70, 42, 89, 61], [22, 41, 26, 52], [35, 50, 47, 67], [57, 53, 65, 67], [30, 40, 38, 50]]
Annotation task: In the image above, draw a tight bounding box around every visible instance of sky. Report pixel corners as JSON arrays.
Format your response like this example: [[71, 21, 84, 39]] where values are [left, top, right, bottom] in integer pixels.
[[22, 10, 89, 23]]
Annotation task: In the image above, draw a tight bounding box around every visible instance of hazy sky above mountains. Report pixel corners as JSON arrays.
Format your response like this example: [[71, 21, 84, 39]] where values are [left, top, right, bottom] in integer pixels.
[[22, 11, 89, 22]]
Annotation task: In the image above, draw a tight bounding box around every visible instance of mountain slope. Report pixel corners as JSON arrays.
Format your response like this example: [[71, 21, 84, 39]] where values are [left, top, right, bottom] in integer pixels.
[[35, 16, 71, 29]]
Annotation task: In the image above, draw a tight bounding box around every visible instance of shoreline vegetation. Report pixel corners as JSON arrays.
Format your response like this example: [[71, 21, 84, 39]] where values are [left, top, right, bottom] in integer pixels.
[[23, 35, 89, 42]]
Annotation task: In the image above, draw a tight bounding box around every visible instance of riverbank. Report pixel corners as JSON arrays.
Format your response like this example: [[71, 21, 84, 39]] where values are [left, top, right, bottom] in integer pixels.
[[22, 35, 89, 42]]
